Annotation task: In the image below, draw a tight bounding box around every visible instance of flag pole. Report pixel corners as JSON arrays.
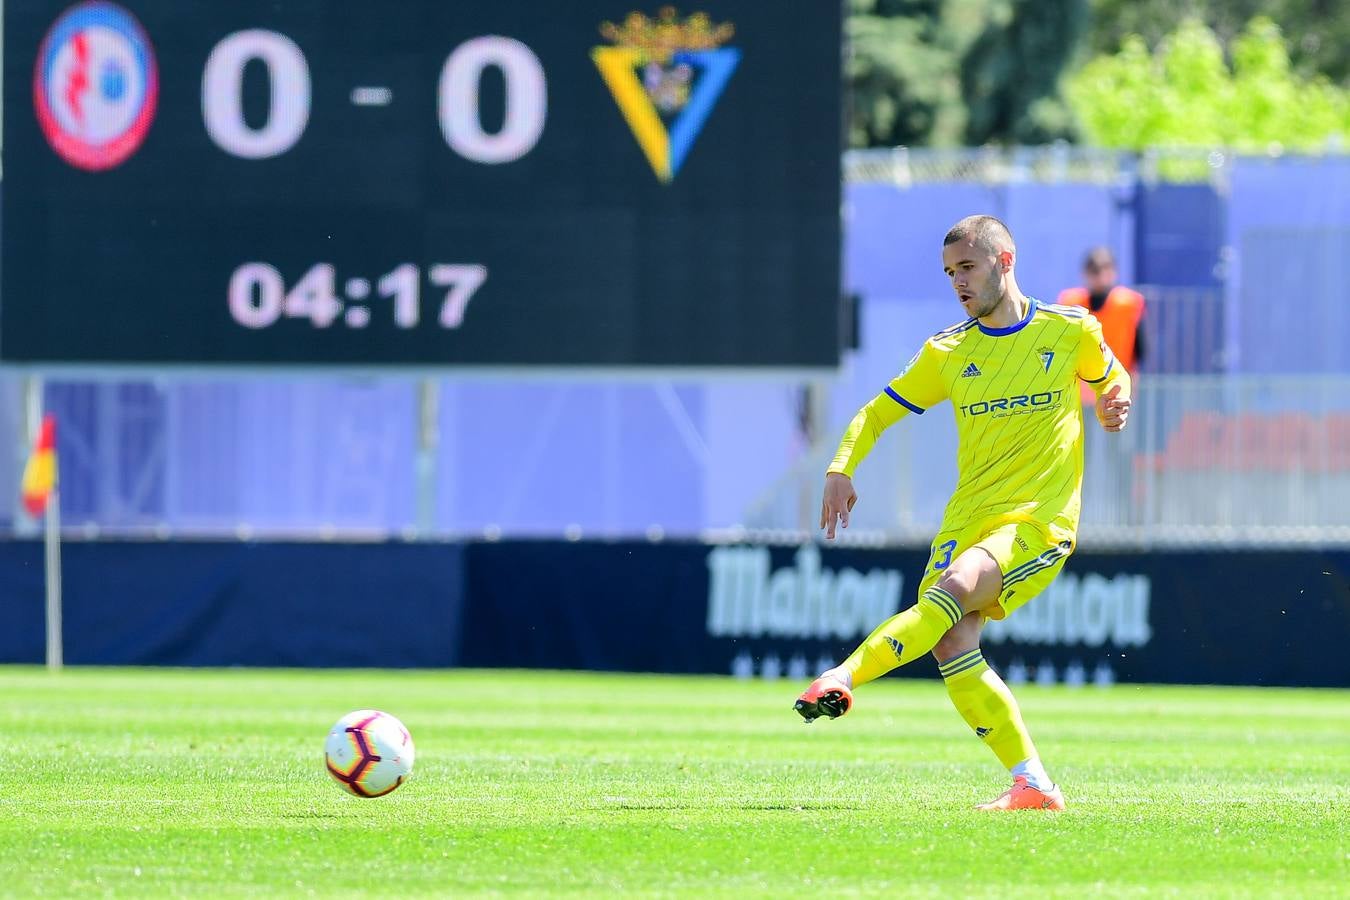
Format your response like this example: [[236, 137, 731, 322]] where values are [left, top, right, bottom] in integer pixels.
[[21, 377, 42, 536], [24, 376, 62, 672], [45, 483, 63, 672]]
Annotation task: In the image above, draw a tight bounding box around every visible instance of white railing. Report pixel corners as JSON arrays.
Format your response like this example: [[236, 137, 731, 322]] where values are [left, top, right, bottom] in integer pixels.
[[844, 145, 1230, 186], [742, 376, 1350, 548]]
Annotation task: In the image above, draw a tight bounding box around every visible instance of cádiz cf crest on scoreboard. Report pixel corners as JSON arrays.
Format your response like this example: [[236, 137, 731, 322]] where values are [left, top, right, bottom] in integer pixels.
[[591, 7, 740, 183]]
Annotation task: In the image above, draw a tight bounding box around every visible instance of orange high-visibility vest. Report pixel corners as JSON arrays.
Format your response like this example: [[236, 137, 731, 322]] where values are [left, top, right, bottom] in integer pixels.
[[1056, 285, 1145, 373]]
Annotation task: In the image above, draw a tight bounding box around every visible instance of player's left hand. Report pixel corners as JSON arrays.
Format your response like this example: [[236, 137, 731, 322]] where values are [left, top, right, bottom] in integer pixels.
[[1096, 383, 1130, 432]]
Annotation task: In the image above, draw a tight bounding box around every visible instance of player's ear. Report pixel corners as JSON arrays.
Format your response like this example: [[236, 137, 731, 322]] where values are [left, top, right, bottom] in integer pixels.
[[998, 250, 1013, 272]]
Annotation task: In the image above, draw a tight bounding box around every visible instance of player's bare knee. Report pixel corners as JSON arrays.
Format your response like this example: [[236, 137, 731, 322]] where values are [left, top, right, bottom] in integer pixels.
[[934, 570, 977, 607], [932, 612, 982, 663], [935, 548, 1003, 614]]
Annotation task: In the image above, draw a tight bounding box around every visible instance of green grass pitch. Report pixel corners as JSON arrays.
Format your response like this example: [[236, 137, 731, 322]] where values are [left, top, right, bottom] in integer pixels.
[[3, 667, 1347, 897]]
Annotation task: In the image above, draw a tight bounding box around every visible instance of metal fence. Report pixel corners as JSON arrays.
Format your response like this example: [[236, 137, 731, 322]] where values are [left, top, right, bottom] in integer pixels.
[[0, 373, 811, 540], [742, 376, 1350, 548], [843, 145, 1228, 187]]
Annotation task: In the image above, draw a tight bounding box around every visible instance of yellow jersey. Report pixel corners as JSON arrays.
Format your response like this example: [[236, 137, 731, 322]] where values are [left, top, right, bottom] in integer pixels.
[[828, 299, 1131, 540]]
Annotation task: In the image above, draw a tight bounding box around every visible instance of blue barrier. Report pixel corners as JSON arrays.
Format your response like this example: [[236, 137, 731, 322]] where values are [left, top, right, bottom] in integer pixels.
[[464, 542, 1350, 687], [2, 539, 1347, 686], [1136, 183, 1224, 288], [0, 541, 465, 667]]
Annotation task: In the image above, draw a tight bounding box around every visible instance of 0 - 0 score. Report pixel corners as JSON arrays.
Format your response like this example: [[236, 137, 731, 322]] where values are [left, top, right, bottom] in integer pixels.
[[228, 262, 488, 330], [205, 31, 546, 163], [210, 29, 529, 333]]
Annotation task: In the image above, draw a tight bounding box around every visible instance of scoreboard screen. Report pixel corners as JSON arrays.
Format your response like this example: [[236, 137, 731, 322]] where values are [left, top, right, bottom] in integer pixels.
[[1, 1, 841, 368]]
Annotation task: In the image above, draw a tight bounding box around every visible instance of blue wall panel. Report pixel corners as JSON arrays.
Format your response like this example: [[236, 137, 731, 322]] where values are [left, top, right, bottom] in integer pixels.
[[1137, 184, 1224, 288], [1004, 182, 1127, 296], [0, 541, 464, 667], [846, 183, 1000, 302], [1227, 156, 1350, 373]]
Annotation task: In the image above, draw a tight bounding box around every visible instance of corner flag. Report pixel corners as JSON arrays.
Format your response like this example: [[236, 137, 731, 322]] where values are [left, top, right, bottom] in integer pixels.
[[22, 414, 57, 516]]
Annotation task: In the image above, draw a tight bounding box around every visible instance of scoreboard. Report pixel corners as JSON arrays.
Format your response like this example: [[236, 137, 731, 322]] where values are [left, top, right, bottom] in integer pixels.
[[1, 1, 842, 368]]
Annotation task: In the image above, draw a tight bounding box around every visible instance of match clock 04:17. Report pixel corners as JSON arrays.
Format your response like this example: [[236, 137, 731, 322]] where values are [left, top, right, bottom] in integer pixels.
[[227, 262, 488, 331]]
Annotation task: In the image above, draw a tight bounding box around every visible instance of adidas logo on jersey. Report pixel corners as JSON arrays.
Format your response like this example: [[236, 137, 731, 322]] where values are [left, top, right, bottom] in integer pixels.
[[961, 363, 982, 378]]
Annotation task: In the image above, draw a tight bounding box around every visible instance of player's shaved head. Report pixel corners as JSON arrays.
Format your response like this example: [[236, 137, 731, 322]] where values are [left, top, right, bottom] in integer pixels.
[[941, 215, 1020, 319], [944, 215, 1016, 256]]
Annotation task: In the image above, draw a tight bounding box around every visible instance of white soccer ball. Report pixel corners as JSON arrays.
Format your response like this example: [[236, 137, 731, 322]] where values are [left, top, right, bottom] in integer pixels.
[[324, 709, 415, 797]]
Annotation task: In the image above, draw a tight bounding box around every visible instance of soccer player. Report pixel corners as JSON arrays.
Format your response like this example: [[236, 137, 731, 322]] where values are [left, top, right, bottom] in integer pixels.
[[793, 215, 1131, 811]]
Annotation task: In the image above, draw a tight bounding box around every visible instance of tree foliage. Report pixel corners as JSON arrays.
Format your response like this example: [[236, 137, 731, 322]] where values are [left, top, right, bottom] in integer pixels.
[[1087, 0, 1350, 87], [1068, 17, 1350, 150], [845, 1, 1349, 150], [960, 0, 1088, 144], [846, 0, 1088, 148]]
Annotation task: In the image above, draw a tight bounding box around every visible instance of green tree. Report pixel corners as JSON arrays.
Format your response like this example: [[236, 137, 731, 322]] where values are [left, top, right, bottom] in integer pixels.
[[961, 0, 1089, 144], [1088, 0, 1350, 86], [1068, 17, 1350, 150], [846, 0, 965, 147], [846, 0, 1087, 147]]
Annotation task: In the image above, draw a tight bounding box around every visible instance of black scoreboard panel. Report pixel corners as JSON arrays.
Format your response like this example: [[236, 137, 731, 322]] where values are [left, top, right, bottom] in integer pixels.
[[1, 1, 841, 367]]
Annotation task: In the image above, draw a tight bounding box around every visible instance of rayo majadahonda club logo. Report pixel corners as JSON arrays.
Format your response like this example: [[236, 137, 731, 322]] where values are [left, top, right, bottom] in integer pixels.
[[33, 1, 158, 171]]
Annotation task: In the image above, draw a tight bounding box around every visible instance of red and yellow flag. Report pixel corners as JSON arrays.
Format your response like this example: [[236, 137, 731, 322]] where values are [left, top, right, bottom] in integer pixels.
[[21, 414, 57, 517]]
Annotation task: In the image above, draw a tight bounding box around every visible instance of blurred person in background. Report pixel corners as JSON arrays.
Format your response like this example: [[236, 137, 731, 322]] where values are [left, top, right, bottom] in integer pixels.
[[1057, 247, 1145, 404], [1058, 247, 1145, 520]]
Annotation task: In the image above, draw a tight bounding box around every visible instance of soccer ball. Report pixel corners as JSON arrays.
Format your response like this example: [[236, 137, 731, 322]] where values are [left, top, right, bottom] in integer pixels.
[[324, 709, 415, 797]]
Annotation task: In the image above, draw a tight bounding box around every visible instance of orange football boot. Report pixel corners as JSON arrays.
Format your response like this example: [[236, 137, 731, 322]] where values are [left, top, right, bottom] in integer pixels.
[[975, 776, 1066, 811], [793, 673, 853, 723]]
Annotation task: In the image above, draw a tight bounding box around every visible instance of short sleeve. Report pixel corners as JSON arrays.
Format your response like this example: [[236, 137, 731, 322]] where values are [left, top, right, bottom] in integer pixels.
[[1076, 314, 1117, 384], [884, 340, 948, 414]]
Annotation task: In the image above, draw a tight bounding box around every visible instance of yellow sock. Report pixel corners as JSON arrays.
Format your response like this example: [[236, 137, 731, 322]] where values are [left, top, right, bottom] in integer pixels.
[[940, 650, 1037, 769], [841, 587, 965, 688]]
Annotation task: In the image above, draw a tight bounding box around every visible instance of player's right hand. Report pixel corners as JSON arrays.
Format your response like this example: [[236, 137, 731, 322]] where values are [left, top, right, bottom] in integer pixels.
[[820, 472, 857, 540]]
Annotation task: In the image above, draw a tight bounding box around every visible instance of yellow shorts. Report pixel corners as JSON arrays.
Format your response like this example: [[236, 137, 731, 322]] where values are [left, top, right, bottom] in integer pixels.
[[918, 519, 1074, 621]]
